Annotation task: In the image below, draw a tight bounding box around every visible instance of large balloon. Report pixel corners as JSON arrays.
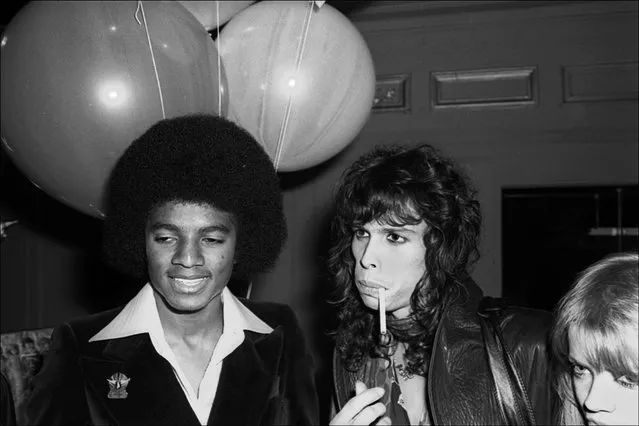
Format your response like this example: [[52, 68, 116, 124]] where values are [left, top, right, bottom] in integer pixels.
[[218, 1, 375, 172], [179, 1, 255, 31], [0, 1, 228, 218]]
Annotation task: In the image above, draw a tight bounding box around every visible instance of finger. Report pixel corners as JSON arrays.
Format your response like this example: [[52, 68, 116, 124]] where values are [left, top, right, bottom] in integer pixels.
[[339, 387, 385, 421], [355, 381, 367, 395], [376, 416, 392, 425], [352, 402, 387, 425]]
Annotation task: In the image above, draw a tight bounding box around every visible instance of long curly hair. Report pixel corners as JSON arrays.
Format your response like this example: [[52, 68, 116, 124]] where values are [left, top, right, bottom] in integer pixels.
[[550, 251, 638, 425], [328, 143, 481, 376], [102, 114, 287, 281]]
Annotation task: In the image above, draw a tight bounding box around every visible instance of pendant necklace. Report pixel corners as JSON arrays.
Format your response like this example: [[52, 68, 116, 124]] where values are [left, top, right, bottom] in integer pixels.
[[395, 361, 415, 380], [393, 348, 415, 380]]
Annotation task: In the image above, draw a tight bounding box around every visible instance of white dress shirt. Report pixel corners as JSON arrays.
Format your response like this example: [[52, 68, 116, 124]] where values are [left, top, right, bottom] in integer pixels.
[[89, 283, 273, 425]]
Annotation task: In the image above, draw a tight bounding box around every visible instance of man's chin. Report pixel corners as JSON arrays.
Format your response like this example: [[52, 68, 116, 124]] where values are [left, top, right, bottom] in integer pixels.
[[159, 292, 209, 314], [359, 292, 380, 311]]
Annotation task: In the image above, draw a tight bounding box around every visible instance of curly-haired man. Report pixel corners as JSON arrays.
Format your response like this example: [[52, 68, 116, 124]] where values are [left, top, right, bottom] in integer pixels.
[[25, 114, 319, 425], [328, 143, 553, 425]]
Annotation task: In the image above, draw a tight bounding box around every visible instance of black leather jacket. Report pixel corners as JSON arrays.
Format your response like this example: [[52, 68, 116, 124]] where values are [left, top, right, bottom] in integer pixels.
[[333, 280, 553, 425]]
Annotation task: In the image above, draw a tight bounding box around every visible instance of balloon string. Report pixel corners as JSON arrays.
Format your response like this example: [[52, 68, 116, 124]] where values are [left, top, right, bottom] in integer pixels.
[[273, 0, 315, 171], [136, 1, 166, 120], [216, 1, 222, 115]]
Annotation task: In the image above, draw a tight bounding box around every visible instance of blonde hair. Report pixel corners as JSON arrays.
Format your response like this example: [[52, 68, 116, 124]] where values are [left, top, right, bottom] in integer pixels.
[[550, 251, 638, 425]]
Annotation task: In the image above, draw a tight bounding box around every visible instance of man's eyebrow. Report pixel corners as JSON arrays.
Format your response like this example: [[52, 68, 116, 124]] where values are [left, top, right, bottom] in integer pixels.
[[148, 223, 232, 233], [148, 223, 179, 232], [382, 226, 417, 234], [201, 225, 232, 234]]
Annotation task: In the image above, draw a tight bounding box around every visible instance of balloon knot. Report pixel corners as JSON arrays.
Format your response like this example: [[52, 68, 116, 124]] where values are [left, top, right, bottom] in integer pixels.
[[135, 1, 143, 25]]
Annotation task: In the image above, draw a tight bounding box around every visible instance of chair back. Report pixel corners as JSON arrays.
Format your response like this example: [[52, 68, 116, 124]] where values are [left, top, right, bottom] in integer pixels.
[[1, 328, 54, 425]]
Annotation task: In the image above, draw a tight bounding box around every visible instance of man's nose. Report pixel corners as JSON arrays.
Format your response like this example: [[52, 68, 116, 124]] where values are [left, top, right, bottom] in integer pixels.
[[172, 240, 204, 267], [359, 239, 379, 269]]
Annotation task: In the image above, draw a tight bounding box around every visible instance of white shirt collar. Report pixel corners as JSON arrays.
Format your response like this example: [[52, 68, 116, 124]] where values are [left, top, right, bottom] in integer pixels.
[[89, 283, 272, 343]]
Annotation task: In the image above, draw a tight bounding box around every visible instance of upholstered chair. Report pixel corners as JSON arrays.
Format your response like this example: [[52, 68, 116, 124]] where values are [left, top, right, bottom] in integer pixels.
[[0, 328, 54, 425]]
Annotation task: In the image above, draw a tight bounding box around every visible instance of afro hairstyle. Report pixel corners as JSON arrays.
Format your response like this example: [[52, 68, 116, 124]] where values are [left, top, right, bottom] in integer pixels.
[[102, 114, 287, 280]]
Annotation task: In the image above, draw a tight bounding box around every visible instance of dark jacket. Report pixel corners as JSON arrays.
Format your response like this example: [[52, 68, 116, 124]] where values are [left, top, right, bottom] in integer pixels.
[[333, 279, 553, 425], [25, 299, 319, 425], [1, 373, 16, 426]]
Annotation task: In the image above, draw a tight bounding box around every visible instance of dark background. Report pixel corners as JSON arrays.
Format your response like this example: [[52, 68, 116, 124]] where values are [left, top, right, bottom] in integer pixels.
[[502, 185, 639, 312]]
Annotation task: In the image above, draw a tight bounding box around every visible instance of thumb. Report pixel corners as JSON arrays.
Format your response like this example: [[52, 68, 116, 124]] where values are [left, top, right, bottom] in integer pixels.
[[377, 416, 392, 425], [355, 380, 368, 395]]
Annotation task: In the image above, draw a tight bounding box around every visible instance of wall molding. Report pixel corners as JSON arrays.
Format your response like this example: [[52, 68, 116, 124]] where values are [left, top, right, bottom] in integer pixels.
[[347, 0, 635, 20], [347, 1, 572, 20], [563, 62, 639, 103], [349, 1, 638, 34], [431, 67, 537, 109], [373, 73, 411, 112]]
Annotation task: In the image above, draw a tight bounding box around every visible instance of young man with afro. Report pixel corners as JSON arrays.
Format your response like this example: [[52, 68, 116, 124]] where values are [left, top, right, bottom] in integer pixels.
[[24, 114, 319, 425]]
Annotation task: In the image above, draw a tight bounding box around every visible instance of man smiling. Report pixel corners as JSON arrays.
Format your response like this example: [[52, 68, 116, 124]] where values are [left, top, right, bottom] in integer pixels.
[[25, 114, 319, 425]]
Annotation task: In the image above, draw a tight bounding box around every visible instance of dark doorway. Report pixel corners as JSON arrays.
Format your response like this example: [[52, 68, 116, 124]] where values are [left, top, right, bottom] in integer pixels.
[[502, 185, 638, 312]]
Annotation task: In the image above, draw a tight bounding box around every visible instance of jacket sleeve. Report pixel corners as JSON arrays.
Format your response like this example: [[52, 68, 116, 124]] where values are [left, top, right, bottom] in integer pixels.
[[265, 306, 319, 426], [24, 323, 90, 425], [504, 308, 555, 425]]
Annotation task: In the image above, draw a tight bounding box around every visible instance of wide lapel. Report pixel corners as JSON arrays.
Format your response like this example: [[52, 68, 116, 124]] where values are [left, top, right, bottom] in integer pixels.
[[80, 334, 200, 425], [207, 326, 284, 425]]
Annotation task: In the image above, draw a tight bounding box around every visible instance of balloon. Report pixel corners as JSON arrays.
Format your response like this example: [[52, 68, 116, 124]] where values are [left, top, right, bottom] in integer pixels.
[[179, 1, 255, 31], [1, 1, 228, 218], [218, 1, 375, 172]]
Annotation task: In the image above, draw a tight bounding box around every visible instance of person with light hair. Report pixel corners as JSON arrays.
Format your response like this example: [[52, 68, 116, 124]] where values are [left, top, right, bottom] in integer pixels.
[[550, 251, 639, 425]]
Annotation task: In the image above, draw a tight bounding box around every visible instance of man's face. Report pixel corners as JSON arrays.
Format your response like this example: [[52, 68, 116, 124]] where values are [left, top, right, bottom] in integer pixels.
[[351, 218, 428, 319], [145, 201, 237, 314]]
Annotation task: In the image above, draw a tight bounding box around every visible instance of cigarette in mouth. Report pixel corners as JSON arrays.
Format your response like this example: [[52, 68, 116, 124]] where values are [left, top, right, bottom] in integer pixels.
[[379, 287, 386, 335]]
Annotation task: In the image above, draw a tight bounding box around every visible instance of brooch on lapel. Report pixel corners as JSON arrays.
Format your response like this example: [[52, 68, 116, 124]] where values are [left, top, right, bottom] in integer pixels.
[[107, 372, 131, 399]]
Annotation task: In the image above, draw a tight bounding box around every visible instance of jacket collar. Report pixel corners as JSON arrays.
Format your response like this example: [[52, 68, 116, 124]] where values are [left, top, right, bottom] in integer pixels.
[[89, 284, 272, 344], [79, 316, 284, 425]]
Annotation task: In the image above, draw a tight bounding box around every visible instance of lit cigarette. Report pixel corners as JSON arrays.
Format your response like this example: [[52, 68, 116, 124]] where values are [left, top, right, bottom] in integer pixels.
[[379, 288, 386, 335]]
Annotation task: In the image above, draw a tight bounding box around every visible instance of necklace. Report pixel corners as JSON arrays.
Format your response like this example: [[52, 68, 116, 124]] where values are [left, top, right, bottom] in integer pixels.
[[392, 343, 415, 380], [393, 359, 415, 380], [395, 362, 415, 380]]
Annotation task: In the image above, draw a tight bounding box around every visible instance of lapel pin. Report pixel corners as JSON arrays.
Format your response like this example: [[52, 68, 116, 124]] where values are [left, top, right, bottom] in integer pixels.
[[107, 372, 131, 399]]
